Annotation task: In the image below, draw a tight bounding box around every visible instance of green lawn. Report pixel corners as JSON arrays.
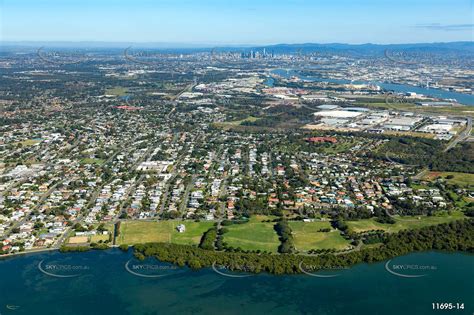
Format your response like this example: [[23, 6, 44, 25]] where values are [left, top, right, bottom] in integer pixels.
[[116, 221, 214, 245], [446, 191, 471, 208], [80, 158, 105, 165], [234, 116, 259, 125], [105, 87, 129, 96], [353, 101, 474, 118], [347, 211, 466, 233], [90, 234, 110, 243], [317, 138, 361, 154], [223, 215, 280, 252], [213, 116, 260, 130], [383, 130, 436, 139], [172, 221, 215, 245], [422, 171, 474, 188], [18, 139, 41, 147], [90, 223, 114, 243], [289, 221, 350, 251]]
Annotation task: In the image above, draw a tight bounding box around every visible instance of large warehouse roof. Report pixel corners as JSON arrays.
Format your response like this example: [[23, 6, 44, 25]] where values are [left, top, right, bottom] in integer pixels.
[[314, 110, 363, 118]]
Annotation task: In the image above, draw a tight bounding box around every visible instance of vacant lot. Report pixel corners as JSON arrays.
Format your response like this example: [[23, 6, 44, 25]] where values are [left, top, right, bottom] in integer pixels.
[[347, 211, 465, 233], [68, 236, 88, 244], [223, 216, 280, 252], [116, 221, 214, 245], [289, 221, 350, 251]]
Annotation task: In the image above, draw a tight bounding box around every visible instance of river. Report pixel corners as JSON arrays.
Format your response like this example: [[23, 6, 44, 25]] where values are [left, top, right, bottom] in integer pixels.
[[0, 250, 472, 314], [270, 69, 474, 106]]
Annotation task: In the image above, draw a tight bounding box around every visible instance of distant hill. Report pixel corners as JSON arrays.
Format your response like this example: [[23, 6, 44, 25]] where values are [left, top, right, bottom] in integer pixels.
[[1, 41, 473, 55], [250, 42, 474, 56]]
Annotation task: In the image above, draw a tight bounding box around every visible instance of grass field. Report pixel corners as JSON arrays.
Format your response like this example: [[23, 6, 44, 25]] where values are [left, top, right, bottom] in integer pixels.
[[411, 183, 430, 190], [383, 130, 436, 139], [316, 138, 361, 154], [289, 221, 350, 251], [274, 137, 363, 154], [234, 116, 259, 125], [347, 211, 465, 233], [90, 234, 110, 243], [223, 215, 280, 252], [116, 220, 214, 245], [353, 101, 474, 118], [68, 236, 88, 244], [213, 116, 260, 130], [422, 171, 474, 188], [105, 87, 129, 96], [172, 221, 215, 245], [89, 223, 114, 243], [80, 158, 105, 165], [18, 139, 42, 147]]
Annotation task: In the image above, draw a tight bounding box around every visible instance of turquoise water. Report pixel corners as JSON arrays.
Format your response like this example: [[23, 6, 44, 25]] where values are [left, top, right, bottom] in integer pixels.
[[0, 250, 472, 315], [271, 69, 474, 106]]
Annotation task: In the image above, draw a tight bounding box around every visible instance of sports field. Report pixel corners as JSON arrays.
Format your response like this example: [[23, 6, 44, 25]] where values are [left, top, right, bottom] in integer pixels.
[[116, 221, 214, 245], [289, 221, 350, 251], [347, 211, 465, 233], [222, 215, 280, 252]]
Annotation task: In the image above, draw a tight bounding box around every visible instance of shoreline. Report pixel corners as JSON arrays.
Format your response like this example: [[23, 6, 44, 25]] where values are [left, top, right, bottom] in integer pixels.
[[2, 219, 472, 275], [1, 244, 473, 275], [0, 247, 58, 260], [271, 69, 474, 105], [1, 247, 472, 276], [131, 219, 473, 275]]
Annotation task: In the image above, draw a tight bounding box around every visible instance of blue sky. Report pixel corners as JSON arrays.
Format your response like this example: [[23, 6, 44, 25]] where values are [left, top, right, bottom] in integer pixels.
[[1, 0, 473, 44]]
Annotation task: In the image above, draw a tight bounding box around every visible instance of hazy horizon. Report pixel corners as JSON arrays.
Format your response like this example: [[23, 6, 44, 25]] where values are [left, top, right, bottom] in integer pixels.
[[1, 40, 472, 49], [1, 0, 472, 44]]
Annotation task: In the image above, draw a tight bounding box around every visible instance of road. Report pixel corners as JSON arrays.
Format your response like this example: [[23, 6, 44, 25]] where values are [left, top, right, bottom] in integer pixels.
[[412, 117, 471, 180], [161, 82, 196, 120], [170, 83, 196, 102], [444, 117, 472, 152], [3, 178, 66, 237], [179, 175, 197, 214], [1, 134, 84, 197], [55, 139, 138, 247], [158, 134, 202, 217]]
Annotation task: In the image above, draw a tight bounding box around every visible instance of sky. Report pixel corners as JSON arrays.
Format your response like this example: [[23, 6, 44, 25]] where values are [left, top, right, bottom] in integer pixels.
[[1, 0, 473, 45]]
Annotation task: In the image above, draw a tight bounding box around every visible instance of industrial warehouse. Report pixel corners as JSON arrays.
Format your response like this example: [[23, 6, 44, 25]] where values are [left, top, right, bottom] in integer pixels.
[[307, 106, 468, 140]]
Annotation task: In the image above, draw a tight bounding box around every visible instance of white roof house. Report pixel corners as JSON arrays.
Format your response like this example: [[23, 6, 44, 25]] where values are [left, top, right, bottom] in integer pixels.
[[176, 224, 186, 233]]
